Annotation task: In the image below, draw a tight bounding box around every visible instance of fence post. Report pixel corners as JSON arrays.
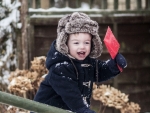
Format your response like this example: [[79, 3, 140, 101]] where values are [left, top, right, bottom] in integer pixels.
[[114, 0, 118, 10], [40, 0, 50, 9], [101, 0, 107, 9], [76, 0, 81, 8], [137, 0, 142, 9], [126, 0, 130, 10], [0, 91, 71, 113], [148, 0, 150, 9]]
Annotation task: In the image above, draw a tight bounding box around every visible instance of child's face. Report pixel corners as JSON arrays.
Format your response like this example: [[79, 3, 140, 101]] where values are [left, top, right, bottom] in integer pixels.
[[67, 33, 92, 60]]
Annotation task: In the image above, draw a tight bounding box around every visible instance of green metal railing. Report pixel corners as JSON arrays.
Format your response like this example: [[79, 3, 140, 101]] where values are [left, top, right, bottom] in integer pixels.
[[0, 91, 71, 113]]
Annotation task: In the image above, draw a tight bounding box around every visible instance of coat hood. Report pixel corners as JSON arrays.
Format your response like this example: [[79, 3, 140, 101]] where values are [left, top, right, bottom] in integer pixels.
[[46, 40, 70, 70]]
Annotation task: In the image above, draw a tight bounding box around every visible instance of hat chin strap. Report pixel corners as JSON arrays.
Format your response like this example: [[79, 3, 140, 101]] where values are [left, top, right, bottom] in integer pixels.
[[66, 54, 79, 80]]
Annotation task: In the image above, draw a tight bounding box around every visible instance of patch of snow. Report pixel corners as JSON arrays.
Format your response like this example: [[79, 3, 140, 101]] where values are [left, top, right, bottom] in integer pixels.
[[2, 0, 11, 8], [0, 62, 3, 66], [63, 61, 68, 65], [29, 6, 101, 13], [0, 7, 6, 18], [54, 52, 58, 55], [2, 70, 10, 84], [55, 63, 60, 67], [81, 2, 90, 9], [0, 31, 5, 38], [113, 13, 140, 17], [30, 14, 65, 18]]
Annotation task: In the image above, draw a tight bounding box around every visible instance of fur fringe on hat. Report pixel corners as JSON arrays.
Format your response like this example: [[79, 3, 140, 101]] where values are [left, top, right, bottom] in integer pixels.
[[56, 12, 103, 58]]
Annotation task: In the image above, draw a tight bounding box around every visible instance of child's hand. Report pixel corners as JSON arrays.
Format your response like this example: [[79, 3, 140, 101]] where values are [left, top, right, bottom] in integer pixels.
[[115, 53, 127, 69]]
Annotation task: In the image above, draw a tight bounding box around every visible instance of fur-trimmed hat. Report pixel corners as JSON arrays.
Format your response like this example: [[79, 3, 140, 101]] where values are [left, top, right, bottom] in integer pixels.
[[56, 12, 103, 58]]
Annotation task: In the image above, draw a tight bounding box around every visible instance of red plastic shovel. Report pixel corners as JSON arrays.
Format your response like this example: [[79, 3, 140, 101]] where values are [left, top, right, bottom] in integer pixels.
[[103, 26, 123, 72]]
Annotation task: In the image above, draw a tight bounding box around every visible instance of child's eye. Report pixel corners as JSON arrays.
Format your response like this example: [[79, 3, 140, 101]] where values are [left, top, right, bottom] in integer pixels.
[[85, 42, 90, 44], [74, 42, 79, 44]]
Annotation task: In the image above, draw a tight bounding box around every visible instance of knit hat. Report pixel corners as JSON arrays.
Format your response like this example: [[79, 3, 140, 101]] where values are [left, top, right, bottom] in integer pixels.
[[56, 12, 103, 58]]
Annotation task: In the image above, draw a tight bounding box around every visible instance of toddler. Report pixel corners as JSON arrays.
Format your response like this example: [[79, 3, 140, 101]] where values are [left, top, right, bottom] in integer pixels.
[[33, 12, 127, 113]]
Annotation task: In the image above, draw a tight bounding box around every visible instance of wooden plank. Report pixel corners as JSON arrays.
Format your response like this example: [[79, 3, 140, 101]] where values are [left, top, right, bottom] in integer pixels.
[[20, 0, 28, 69], [126, 0, 130, 10], [117, 68, 150, 83], [114, 0, 118, 10], [98, 24, 113, 37], [68, 0, 80, 8], [76, 0, 81, 8], [101, 0, 107, 9], [34, 25, 57, 37], [40, 0, 50, 9], [118, 84, 150, 94], [28, 0, 32, 8], [50, 0, 55, 7], [118, 23, 150, 53], [34, 37, 55, 49], [92, 16, 150, 24], [147, 0, 150, 9], [118, 23, 150, 35], [101, 53, 150, 68], [34, 37, 55, 56], [125, 53, 150, 68], [137, 0, 142, 9], [119, 35, 150, 53], [128, 91, 150, 112], [28, 24, 35, 64], [32, 0, 36, 9], [36, 0, 41, 8], [29, 16, 150, 25], [30, 18, 60, 25]]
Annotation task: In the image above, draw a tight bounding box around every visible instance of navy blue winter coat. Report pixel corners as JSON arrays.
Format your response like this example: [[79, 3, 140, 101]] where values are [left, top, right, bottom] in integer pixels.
[[33, 40, 120, 113]]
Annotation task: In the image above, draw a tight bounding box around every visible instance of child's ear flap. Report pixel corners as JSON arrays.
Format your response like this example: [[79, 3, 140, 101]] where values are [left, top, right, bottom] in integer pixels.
[[65, 34, 69, 45]]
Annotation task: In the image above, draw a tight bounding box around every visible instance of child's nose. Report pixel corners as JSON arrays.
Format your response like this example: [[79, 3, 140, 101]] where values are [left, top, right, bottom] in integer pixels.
[[79, 44, 85, 49]]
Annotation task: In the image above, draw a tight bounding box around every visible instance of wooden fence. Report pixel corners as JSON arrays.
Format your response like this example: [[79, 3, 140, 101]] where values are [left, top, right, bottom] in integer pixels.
[[16, 0, 150, 113], [28, 0, 150, 10]]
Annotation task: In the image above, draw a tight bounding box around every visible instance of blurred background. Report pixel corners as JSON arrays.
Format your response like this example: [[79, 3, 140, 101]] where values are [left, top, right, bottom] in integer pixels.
[[0, 0, 150, 113]]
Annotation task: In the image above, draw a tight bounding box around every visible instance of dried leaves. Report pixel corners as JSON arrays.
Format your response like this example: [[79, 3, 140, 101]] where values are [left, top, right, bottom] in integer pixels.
[[6, 56, 48, 113], [8, 56, 48, 98], [92, 83, 141, 113]]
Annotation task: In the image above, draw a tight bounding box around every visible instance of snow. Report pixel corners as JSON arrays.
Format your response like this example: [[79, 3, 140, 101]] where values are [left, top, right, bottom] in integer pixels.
[[29, 6, 139, 19], [55, 63, 60, 68], [29, 6, 101, 13], [2, 0, 21, 11], [30, 14, 65, 18], [2, 0, 11, 7], [28, 1, 143, 19], [29, 2, 102, 13], [0, 0, 21, 85], [0, 7, 6, 18], [0, 6, 20, 29], [30, 14, 104, 18], [113, 13, 139, 17]]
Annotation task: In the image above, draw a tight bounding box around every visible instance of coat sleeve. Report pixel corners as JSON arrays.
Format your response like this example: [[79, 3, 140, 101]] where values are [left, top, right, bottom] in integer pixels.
[[96, 58, 120, 82], [49, 62, 95, 113]]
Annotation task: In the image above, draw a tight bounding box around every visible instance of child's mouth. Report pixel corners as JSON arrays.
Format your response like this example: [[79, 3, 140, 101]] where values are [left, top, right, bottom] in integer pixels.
[[77, 52, 86, 57]]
